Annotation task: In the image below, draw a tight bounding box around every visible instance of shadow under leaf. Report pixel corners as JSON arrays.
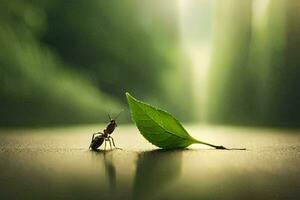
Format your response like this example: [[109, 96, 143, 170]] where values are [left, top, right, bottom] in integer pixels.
[[133, 149, 183, 200]]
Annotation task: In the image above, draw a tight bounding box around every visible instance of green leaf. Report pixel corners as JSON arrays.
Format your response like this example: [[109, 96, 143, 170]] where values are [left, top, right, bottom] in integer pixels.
[[126, 92, 225, 149]]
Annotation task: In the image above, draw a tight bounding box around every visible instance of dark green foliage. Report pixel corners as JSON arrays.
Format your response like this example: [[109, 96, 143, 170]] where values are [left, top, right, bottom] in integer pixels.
[[1, 0, 299, 128], [0, 0, 181, 126], [42, 0, 179, 102]]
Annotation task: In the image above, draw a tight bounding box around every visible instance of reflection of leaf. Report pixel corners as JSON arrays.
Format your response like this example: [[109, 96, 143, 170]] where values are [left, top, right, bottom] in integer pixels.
[[126, 92, 226, 149], [133, 150, 183, 200]]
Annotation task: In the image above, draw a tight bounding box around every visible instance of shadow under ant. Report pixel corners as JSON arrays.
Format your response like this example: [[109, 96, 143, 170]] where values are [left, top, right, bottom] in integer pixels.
[[91, 149, 117, 192], [91, 149, 116, 153]]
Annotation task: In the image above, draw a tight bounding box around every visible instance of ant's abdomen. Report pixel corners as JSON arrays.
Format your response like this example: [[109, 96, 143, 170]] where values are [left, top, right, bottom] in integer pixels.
[[90, 136, 104, 150]]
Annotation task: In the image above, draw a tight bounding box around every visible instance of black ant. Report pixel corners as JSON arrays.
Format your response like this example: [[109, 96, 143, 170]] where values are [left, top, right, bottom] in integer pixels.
[[89, 112, 122, 151]]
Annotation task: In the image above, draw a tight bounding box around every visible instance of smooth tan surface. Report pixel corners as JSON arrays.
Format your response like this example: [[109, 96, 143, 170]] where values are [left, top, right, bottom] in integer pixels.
[[0, 125, 299, 200]]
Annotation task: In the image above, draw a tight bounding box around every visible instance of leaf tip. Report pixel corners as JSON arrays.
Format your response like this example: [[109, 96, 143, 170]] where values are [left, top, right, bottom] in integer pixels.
[[125, 92, 136, 103], [125, 92, 132, 99]]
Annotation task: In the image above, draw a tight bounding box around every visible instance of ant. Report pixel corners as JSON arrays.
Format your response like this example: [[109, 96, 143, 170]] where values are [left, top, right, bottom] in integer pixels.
[[89, 112, 122, 151]]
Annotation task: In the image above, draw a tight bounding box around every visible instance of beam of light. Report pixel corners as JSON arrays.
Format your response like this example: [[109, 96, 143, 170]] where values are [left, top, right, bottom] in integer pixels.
[[177, 0, 213, 120], [252, 0, 270, 24]]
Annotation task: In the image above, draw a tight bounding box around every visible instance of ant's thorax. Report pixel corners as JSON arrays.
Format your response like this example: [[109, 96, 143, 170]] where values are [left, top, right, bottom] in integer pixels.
[[103, 131, 109, 137]]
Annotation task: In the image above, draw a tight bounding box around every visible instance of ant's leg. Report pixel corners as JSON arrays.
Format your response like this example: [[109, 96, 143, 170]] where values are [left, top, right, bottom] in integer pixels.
[[108, 138, 112, 150], [92, 133, 96, 141], [104, 140, 107, 150], [109, 136, 122, 149], [109, 136, 116, 147]]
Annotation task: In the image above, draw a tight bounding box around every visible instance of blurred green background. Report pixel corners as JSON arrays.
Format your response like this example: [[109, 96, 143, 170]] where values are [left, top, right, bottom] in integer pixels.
[[0, 0, 299, 128]]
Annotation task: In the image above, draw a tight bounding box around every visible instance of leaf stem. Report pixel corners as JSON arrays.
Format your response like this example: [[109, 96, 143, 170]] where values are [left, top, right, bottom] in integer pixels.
[[193, 139, 246, 150]]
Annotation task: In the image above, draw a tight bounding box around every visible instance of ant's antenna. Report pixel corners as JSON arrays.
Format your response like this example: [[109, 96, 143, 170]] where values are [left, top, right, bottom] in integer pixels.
[[114, 110, 123, 120], [108, 114, 112, 121]]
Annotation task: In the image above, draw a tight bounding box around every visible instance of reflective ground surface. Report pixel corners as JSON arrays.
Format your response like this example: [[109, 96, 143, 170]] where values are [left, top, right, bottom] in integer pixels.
[[0, 125, 299, 200]]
